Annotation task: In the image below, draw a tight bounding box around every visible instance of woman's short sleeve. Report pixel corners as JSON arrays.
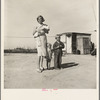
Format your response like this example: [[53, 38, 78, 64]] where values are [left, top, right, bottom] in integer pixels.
[[47, 25, 50, 30], [45, 25, 50, 30]]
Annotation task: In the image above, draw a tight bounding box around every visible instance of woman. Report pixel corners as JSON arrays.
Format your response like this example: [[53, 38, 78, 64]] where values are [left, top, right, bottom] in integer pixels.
[[33, 15, 50, 72]]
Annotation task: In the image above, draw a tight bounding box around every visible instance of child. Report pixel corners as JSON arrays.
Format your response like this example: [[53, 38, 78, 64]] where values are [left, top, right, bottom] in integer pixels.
[[53, 35, 64, 69], [47, 43, 52, 70], [33, 24, 50, 47]]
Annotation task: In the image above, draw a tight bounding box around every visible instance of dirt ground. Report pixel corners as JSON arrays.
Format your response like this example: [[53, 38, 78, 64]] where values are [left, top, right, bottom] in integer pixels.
[[4, 53, 96, 89]]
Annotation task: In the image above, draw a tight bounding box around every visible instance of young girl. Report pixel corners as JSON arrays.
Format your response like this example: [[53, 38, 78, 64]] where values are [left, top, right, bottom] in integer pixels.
[[47, 43, 52, 70]]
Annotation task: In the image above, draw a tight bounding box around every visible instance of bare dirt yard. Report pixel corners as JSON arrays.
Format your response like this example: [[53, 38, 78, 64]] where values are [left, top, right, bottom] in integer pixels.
[[4, 53, 96, 89]]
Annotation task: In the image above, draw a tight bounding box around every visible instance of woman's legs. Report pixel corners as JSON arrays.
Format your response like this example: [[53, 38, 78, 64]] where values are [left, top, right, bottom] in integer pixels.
[[40, 56, 44, 70], [37, 56, 42, 72], [40, 56, 48, 70]]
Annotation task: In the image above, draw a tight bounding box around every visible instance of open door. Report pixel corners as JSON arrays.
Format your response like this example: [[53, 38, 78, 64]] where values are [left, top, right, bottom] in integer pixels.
[[72, 34, 77, 54], [83, 38, 90, 54]]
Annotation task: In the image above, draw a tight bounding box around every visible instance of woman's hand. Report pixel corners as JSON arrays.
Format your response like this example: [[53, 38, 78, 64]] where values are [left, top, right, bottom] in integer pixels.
[[34, 36, 38, 38]]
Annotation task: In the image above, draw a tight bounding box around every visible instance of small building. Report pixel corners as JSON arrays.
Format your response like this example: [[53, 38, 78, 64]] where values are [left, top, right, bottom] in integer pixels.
[[59, 32, 91, 54]]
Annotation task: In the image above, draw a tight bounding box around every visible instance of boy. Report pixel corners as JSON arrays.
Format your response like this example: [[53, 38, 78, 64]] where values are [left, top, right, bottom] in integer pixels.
[[53, 35, 64, 69], [47, 43, 52, 70]]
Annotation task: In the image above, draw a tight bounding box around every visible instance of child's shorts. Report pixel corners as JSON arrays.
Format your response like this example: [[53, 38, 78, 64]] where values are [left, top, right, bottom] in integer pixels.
[[47, 58, 51, 62]]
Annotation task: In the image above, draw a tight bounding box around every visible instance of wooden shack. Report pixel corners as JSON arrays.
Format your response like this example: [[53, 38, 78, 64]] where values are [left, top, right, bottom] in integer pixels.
[[60, 32, 91, 54]]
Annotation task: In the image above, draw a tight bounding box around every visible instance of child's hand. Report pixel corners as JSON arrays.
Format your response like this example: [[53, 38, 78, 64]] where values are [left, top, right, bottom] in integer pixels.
[[56, 46, 60, 48], [59, 45, 62, 47]]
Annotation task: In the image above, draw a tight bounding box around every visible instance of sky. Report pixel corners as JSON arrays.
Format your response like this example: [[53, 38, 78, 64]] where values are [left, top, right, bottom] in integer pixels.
[[4, 0, 98, 49]]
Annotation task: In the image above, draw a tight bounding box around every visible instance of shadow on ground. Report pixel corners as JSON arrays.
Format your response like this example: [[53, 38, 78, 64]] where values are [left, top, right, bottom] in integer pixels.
[[44, 62, 79, 70], [61, 62, 79, 69]]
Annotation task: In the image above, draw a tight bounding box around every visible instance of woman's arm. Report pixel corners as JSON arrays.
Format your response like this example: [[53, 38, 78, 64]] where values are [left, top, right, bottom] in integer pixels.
[[33, 27, 41, 38], [33, 27, 37, 36], [33, 29, 45, 38], [33, 30, 38, 38]]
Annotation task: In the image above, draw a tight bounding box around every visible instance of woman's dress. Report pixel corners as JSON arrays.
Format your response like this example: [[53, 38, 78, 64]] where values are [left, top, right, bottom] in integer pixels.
[[34, 24, 50, 57]]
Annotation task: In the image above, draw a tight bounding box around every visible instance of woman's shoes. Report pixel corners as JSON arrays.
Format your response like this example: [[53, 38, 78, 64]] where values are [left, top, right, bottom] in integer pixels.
[[40, 67, 44, 71], [36, 69, 42, 73], [36, 67, 44, 73]]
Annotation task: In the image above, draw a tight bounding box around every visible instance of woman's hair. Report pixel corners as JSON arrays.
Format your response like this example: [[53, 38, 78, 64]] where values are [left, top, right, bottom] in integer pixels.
[[37, 15, 45, 22]]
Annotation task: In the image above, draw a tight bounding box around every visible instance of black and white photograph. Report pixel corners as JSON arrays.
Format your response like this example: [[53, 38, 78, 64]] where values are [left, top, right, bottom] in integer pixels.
[[3, 0, 98, 90], [1, 0, 99, 100]]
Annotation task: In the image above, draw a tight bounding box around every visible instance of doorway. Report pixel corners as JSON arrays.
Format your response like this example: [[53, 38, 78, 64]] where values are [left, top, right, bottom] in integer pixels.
[[83, 38, 90, 54]]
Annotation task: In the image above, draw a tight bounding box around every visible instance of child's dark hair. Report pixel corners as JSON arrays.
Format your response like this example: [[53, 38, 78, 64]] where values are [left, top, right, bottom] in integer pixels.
[[47, 43, 52, 48]]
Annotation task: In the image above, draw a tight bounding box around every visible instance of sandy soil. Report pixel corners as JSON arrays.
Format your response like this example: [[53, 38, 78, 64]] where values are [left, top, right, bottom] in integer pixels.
[[4, 53, 96, 89]]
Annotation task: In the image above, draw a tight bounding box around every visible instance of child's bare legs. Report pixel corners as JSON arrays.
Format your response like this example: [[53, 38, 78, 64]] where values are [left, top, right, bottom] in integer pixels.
[[47, 60, 51, 70], [48, 61, 51, 69]]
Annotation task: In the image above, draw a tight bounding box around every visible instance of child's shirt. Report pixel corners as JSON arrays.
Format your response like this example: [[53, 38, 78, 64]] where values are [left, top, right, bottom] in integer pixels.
[[47, 48, 52, 60], [53, 41, 64, 56]]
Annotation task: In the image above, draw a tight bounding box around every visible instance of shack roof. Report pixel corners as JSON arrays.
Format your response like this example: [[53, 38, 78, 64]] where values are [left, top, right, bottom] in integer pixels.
[[57, 32, 91, 36]]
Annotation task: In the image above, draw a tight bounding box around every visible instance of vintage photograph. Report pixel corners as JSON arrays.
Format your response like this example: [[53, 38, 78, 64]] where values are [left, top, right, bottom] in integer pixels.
[[4, 0, 98, 89]]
